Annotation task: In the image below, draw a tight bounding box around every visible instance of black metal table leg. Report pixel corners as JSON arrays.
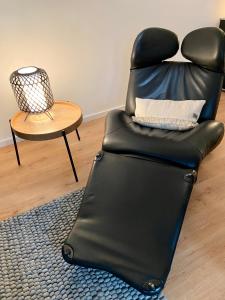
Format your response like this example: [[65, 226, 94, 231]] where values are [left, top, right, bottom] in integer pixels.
[[9, 120, 21, 166], [75, 128, 80, 141], [62, 130, 78, 182]]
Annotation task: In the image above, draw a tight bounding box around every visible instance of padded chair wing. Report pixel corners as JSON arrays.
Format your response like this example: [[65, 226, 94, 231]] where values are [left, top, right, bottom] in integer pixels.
[[126, 27, 225, 122], [181, 27, 225, 73], [131, 27, 179, 69], [103, 110, 224, 169]]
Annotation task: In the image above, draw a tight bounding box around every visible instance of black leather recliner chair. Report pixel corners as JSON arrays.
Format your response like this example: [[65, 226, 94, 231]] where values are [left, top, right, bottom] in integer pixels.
[[63, 27, 225, 297]]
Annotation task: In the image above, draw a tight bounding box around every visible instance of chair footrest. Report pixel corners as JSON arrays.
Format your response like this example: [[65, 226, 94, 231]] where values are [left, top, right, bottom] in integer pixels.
[[63, 151, 195, 296]]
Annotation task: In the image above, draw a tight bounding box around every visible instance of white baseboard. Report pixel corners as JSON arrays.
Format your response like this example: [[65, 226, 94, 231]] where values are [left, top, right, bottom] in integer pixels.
[[0, 137, 14, 148], [0, 136, 23, 148], [0, 105, 124, 148], [83, 105, 124, 122]]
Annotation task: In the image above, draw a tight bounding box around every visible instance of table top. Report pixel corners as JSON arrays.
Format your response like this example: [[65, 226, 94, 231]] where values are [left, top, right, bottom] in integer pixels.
[[11, 100, 83, 141]]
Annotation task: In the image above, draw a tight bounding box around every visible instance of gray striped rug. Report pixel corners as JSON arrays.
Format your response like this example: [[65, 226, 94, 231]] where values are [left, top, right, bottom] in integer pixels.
[[0, 189, 166, 300]]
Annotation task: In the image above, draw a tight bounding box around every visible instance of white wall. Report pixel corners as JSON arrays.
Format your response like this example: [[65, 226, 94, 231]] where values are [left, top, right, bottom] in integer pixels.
[[0, 0, 224, 145]]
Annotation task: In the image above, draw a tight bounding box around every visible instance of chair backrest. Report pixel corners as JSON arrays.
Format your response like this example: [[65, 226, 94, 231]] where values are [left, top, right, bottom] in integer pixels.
[[126, 27, 225, 122]]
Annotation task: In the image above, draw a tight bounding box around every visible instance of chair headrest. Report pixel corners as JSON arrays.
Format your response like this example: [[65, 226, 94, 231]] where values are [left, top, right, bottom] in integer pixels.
[[181, 27, 225, 73], [131, 28, 179, 69]]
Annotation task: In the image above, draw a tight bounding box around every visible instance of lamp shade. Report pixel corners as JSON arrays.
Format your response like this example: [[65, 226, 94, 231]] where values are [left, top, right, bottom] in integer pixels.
[[10, 66, 54, 113]]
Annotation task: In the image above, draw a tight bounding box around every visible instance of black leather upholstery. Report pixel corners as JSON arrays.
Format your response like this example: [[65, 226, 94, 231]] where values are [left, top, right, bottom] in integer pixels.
[[131, 28, 179, 69], [103, 110, 224, 169], [63, 152, 195, 295], [117, 27, 225, 167], [126, 62, 223, 122], [63, 27, 225, 297], [182, 27, 225, 73]]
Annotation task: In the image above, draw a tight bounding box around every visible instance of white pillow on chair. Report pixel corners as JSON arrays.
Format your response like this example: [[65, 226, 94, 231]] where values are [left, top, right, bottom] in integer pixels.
[[133, 98, 206, 131]]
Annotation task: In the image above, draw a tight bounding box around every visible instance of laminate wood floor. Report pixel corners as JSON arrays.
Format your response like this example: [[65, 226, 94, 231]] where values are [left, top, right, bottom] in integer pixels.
[[1, 94, 225, 300]]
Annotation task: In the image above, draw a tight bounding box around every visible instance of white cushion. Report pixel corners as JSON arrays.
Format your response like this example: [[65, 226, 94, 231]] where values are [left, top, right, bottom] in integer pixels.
[[134, 98, 206, 131], [135, 98, 206, 122], [132, 116, 198, 131]]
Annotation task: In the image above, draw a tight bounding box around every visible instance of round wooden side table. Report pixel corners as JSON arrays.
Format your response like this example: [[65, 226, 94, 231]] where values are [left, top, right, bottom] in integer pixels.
[[9, 100, 83, 182]]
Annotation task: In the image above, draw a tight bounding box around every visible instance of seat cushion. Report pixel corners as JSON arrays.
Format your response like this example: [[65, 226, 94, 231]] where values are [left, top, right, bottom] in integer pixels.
[[103, 110, 224, 169]]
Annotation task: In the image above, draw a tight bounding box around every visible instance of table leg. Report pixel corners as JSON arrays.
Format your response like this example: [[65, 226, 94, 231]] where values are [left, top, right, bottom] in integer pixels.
[[75, 128, 80, 141], [9, 120, 21, 166], [62, 130, 78, 182]]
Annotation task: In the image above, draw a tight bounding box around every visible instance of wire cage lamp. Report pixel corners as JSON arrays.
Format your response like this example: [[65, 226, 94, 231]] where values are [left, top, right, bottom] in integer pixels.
[[10, 66, 54, 120]]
